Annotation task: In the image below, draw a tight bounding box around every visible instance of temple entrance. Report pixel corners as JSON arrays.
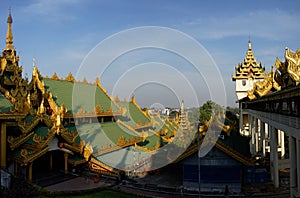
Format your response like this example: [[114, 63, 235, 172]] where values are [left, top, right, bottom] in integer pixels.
[[31, 150, 75, 186]]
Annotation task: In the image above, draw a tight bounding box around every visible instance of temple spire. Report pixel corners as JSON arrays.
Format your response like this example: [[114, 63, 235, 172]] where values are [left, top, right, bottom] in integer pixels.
[[248, 39, 252, 50], [5, 9, 14, 51]]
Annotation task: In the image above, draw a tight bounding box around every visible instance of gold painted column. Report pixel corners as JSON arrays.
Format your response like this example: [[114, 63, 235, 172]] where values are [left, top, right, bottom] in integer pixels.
[[28, 162, 33, 183], [0, 122, 7, 168], [64, 152, 68, 173]]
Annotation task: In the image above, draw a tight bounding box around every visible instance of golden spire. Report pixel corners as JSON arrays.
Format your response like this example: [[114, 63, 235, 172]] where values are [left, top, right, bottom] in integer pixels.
[[5, 9, 14, 51]]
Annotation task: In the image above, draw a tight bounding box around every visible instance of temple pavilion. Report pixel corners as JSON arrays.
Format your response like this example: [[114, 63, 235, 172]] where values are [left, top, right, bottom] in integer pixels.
[[0, 13, 182, 184]]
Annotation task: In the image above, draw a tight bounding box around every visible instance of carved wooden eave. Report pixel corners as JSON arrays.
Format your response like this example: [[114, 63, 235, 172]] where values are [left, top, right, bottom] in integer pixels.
[[23, 130, 56, 150], [16, 114, 53, 134], [0, 112, 26, 119], [15, 146, 49, 165], [7, 131, 34, 150], [67, 157, 86, 166], [89, 157, 119, 177], [63, 140, 84, 154], [60, 128, 79, 145]]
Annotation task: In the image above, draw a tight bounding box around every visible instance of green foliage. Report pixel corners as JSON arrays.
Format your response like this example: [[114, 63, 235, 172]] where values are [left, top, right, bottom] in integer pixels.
[[199, 100, 223, 124]]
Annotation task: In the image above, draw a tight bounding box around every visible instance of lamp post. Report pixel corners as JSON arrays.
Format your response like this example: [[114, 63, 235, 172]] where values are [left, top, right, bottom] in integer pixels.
[[197, 121, 201, 198]]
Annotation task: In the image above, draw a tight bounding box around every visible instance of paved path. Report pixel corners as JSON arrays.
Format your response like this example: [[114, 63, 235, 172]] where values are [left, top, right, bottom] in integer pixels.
[[45, 176, 113, 192]]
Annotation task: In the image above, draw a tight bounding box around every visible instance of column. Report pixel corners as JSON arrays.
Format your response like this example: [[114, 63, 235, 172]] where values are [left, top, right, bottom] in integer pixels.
[[49, 152, 53, 171], [261, 121, 266, 157], [28, 162, 33, 183], [297, 139, 300, 193], [239, 104, 243, 135], [270, 126, 279, 188], [280, 131, 285, 159], [64, 152, 68, 173], [289, 136, 296, 197], [14, 162, 18, 175], [255, 119, 259, 153], [0, 122, 7, 168]]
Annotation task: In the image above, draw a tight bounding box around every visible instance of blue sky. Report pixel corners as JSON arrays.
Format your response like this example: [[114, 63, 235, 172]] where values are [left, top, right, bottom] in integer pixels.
[[0, 0, 299, 108]]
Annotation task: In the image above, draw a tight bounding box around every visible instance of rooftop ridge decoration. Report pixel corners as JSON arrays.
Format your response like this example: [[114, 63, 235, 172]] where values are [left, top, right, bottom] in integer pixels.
[[94, 77, 120, 110], [130, 95, 151, 121], [232, 40, 266, 80], [51, 72, 59, 80], [65, 72, 76, 82], [247, 66, 281, 100], [276, 47, 300, 86]]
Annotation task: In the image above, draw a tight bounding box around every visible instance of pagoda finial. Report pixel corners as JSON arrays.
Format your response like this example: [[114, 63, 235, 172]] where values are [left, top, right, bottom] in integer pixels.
[[248, 39, 252, 50], [181, 100, 184, 113], [5, 9, 14, 51]]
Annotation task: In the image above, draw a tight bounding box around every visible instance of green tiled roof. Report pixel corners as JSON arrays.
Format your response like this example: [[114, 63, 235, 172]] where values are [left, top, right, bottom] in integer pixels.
[[137, 132, 166, 149], [0, 93, 13, 112], [118, 102, 150, 126], [26, 126, 49, 145], [75, 122, 140, 152], [43, 78, 119, 114]]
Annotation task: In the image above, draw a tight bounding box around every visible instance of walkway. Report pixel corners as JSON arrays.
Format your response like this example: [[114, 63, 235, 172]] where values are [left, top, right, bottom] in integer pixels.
[[45, 176, 113, 192]]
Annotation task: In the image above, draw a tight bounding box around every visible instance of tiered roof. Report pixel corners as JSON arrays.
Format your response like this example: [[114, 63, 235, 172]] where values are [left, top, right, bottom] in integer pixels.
[[0, 12, 182, 177], [232, 40, 266, 80]]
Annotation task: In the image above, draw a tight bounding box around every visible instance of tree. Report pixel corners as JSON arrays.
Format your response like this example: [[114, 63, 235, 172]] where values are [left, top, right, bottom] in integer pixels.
[[199, 100, 223, 124]]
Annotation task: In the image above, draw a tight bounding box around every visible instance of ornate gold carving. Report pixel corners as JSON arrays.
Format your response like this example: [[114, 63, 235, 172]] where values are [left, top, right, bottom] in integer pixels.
[[0, 57, 7, 74], [232, 40, 265, 80], [60, 128, 79, 144], [95, 77, 101, 87], [89, 157, 119, 176], [116, 136, 126, 146], [284, 47, 300, 83], [51, 72, 59, 80], [247, 68, 281, 100], [65, 73, 75, 82], [17, 146, 49, 165], [83, 142, 93, 161], [94, 105, 103, 114], [7, 132, 34, 150]]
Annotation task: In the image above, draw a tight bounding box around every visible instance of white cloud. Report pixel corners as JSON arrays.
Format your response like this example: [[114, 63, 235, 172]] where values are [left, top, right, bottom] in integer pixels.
[[176, 9, 300, 41], [20, 0, 82, 22]]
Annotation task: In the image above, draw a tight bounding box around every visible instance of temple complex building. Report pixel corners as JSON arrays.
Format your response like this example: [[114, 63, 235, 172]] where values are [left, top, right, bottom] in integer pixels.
[[0, 13, 180, 185]]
